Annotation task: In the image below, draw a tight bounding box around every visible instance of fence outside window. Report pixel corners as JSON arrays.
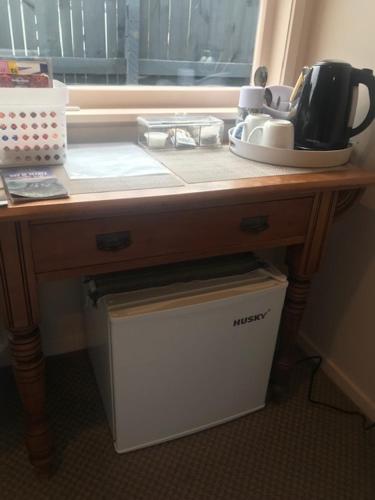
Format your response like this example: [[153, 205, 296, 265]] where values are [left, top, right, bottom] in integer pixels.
[[0, 0, 260, 86]]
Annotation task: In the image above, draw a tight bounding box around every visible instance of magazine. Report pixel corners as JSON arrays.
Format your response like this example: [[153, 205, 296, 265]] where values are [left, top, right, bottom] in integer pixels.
[[0, 57, 52, 87], [0, 177, 7, 207], [1, 168, 68, 204]]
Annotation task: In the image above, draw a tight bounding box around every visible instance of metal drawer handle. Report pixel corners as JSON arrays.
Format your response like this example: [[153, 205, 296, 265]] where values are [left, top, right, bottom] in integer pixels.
[[240, 215, 269, 234], [96, 231, 132, 251]]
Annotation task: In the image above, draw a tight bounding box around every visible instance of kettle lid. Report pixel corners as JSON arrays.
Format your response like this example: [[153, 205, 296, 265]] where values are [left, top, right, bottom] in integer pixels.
[[314, 59, 352, 69]]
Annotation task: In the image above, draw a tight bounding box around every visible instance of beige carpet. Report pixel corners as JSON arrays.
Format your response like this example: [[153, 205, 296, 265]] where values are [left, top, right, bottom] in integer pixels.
[[1, 350, 374, 500]]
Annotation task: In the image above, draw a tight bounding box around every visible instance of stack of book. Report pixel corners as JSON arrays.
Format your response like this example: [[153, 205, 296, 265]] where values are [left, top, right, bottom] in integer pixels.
[[0, 177, 7, 207], [1, 168, 68, 205]]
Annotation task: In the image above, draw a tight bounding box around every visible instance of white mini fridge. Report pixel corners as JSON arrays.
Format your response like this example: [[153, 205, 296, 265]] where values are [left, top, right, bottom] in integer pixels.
[[84, 265, 287, 453]]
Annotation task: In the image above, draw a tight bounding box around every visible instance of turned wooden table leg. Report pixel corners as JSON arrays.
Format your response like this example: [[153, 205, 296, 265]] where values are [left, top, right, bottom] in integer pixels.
[[9, 327, 53, 475], [272, 191, 339, 397], [272, 249, 312, 396], [0, 222, 53, 475]]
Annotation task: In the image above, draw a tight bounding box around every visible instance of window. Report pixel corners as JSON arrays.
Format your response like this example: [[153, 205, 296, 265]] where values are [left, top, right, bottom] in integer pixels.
[[0, 0, 260, 87]]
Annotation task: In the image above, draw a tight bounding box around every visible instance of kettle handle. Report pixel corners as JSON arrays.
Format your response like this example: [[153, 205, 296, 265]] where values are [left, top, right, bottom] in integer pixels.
[[350, 68, 375, 137]]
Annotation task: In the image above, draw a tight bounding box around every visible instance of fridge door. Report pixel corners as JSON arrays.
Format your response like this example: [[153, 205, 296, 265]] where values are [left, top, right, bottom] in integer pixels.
[[109, 279, 287, 453]]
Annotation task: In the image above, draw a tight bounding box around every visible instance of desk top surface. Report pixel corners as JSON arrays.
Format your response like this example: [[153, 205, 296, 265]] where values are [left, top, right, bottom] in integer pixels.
[[1, 161, 375, 222]]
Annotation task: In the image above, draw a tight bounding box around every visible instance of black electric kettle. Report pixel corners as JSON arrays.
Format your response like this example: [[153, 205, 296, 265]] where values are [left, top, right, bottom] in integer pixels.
[[293, 60, 375, 150]]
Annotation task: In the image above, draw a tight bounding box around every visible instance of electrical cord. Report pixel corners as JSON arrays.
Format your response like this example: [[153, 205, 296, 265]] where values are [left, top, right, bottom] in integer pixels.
[[297, 355, 375, 431]]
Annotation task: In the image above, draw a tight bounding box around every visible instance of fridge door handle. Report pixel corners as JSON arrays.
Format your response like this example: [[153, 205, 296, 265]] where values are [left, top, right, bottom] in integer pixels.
[[96, 231, 132, 251], [240, 215, 269, 234]]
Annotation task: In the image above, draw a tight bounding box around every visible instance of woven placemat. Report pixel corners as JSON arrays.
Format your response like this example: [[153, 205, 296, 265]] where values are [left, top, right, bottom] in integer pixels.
[[151, 147, 347, 184], [51, 165, 183, 194]]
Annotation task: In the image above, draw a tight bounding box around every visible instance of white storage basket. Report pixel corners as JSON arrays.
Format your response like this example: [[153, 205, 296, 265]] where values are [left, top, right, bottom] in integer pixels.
[[0, 81, 68, 167]]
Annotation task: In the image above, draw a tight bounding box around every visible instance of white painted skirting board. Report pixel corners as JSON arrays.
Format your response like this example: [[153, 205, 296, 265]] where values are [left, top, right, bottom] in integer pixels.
[[298, 331, 375, 422]]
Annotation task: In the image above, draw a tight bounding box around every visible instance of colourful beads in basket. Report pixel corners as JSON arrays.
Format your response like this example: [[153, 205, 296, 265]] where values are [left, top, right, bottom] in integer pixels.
[[0, 106, 66, 165]]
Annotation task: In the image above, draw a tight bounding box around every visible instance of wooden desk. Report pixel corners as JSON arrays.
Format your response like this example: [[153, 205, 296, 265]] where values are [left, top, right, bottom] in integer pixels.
[[1, 164, 375, 475]]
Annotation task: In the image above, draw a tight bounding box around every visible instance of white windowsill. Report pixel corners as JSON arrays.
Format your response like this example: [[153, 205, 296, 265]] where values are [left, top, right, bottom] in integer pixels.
[[66, 107, 238, 125]]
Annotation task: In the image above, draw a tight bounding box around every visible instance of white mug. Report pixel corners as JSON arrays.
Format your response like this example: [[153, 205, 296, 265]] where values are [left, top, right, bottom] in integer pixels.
[[248, 119, 294, 149], [233, 113, 271, 142], [144, 131, 168, 148]]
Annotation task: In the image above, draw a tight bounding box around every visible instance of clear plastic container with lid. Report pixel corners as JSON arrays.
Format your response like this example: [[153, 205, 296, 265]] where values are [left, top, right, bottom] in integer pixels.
[[137, 114, 224, 150]]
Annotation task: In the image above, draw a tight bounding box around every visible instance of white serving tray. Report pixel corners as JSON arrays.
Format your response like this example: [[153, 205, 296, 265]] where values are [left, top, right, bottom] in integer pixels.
[[228, 128, 352, 168]]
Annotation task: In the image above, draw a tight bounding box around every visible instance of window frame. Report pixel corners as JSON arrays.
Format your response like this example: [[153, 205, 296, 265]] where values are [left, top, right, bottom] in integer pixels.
[[66, 0, 311, 124]]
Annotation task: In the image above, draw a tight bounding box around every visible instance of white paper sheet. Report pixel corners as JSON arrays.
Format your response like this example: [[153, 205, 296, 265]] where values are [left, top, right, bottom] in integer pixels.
[[64, 143, 169, 179]]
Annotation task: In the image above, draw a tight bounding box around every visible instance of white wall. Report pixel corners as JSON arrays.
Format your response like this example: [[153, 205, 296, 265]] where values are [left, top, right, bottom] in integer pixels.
[[298, 0, 375, 419]]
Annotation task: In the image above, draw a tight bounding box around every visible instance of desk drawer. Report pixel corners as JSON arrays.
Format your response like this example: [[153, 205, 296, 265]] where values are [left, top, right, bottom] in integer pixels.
[[31, 197, 313, 274]]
